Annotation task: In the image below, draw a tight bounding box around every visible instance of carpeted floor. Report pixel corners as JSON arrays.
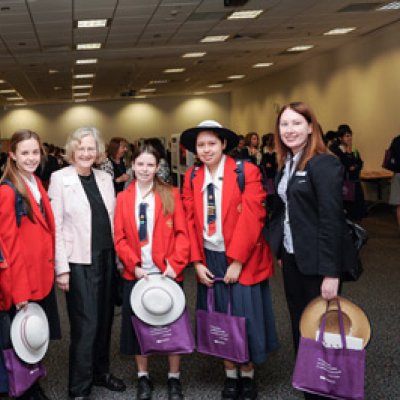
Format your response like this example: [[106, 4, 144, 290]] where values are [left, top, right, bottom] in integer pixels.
[[39, 204, 399, 400]]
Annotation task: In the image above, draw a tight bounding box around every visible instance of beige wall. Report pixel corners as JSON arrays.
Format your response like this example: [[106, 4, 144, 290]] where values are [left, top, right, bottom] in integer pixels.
[[0, 93, 230, 146], [231, 21, 400, 171]]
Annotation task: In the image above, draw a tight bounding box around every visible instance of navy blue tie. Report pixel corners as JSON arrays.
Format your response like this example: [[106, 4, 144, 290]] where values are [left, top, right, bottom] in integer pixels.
[[138, 202, 148, 245], [207, 183, 216, 236]]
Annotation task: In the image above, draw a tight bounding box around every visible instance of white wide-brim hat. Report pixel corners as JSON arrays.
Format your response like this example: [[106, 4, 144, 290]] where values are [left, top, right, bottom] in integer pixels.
[[11, 303, 49, 364], [130, 275, 186, 326]]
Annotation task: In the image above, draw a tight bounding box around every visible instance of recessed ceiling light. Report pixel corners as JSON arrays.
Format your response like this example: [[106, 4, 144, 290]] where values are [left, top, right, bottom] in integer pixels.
[[73, 73, 95, 79], [7, 97, 23, 101], [182, 52, 206, 58], [227, 10, 263, 19], [140, 88, 156, 93], [324, 27, 356, 35], [49, 69, 59, 74], [76, 59, 98, 64], [253, 62, 274, 68], [76, 43, 102, 50], [72, 85, 93, 89], [164, 68, 185, 73], [73, 92, 90, 96], [287, 45, 314, 52], [201, 35, 229, 43], [0, 89, 16, 93], [377, 1, 400, 10], [149, 80, 169, 84], [208, 84, 223, 88], [77, 19, 108, 28], [228, 75, 245, 79]]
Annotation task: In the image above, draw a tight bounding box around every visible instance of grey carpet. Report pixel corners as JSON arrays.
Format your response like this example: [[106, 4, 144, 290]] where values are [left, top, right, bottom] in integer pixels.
[[40, 204, 399, 399]]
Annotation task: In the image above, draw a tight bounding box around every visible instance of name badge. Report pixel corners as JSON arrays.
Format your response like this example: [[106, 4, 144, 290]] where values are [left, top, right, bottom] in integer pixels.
[[295, 171, 307, 177]]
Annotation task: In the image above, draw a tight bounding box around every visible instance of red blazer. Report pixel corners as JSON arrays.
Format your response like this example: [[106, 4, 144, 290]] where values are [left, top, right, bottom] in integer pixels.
[[0, 177, 55, 309], [114, 183, 190, 282], [0, 236, 11, 311], [182, 156, 273, 285]]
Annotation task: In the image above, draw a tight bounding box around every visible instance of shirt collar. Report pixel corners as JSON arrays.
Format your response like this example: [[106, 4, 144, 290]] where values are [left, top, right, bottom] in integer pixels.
[[136, 181, 154, 203], [202, 155, 226, 192]]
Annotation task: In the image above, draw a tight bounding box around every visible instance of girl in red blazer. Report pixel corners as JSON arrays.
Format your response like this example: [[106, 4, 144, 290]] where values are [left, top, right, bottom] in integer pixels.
[[114, 143, 190, 400], [181, 121, 278, 400], [0, 130, 60, 400]]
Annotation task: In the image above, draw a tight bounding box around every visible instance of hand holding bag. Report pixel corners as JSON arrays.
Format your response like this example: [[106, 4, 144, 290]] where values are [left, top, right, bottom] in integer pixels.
[[2, 348, 47, 397], [131, 308, 195, 356], [292, 299, 365, 400], [196, 280, 249, 363]]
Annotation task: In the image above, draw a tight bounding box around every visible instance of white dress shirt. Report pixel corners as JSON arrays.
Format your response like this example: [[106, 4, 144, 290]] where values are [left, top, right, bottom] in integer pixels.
[[135, 182, 159, 273], [202, 155, 226, 252], [21, 173, 41, 205], [277, 151, 302, 254]]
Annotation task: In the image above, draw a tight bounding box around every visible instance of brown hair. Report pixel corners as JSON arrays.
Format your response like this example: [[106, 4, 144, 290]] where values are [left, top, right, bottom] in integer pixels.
[[107, 137, 127, 160], [0, 130, 44, 222], [244, 132, 259, 148], [274, 102, 328, 171], [132, 143, 174, 215]]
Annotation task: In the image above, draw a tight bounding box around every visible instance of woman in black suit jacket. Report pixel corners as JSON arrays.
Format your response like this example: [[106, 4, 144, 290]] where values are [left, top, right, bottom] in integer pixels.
[[265, 102, 343, 400]]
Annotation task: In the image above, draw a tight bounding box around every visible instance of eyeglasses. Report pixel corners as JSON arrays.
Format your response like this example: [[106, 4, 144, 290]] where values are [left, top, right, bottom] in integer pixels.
[[75, 147, 97, 154]]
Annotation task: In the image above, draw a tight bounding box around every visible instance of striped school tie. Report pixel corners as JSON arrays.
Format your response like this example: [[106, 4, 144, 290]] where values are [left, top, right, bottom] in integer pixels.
[[207, 183, 216, 236], [138, 202, 148, 246]]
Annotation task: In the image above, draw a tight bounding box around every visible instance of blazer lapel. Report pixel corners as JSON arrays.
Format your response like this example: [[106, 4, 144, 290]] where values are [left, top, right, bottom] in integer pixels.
[[192, 166, 205, 235], [222, 157, 237, 222], [93, 169, 111, 214], [26, 186, 49, 231], [66, 166, 90, 209]]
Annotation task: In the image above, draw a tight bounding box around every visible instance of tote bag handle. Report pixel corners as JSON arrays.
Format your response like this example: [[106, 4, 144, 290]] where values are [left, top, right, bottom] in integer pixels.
[[317, 298, 347, 349], [207, 277, 232, 315]]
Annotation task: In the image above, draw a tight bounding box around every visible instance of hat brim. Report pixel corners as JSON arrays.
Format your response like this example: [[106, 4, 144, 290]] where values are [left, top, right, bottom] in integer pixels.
[[130, 275, 186, 326], [300, 296, 371, 348], [180, 126, 238, 154], [11, 303, 49, 364]]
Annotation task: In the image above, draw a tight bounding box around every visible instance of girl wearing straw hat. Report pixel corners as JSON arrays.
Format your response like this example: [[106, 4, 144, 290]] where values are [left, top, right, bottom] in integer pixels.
[[0, 130, 61, 400], [114, 143, 190, 400], [181, 120, 278, 400]]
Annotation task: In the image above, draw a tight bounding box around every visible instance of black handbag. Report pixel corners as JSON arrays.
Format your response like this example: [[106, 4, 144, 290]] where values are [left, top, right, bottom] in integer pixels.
[[341, 220, 368, 281]]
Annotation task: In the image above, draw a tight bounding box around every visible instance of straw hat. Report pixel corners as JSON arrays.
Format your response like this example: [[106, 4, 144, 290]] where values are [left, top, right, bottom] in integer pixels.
[[300, 296, 371, 348], [130, 275, 185, 326], [11, 303, 49, 364], [180, 120, 239, 153]]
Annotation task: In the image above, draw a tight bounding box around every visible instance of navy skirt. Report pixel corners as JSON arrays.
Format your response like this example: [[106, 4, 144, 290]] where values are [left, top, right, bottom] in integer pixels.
[[197, 249, 279, 365]]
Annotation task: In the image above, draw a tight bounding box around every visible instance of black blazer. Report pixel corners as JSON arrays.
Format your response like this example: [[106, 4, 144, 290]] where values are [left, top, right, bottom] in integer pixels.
[[265, 154, 344, 277]]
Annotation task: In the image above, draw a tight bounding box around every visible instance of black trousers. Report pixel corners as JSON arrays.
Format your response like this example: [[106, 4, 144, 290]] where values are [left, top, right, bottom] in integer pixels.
[[282, 249, 327, 400], [66, 248, 116, 397]]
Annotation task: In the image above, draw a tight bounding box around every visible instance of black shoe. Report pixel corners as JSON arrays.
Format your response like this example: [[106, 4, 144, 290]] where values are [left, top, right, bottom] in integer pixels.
[[221, 378, 240, 399], [167, 378, 184, 400], [29, 383, 51, 400], [240, 377, 258, 400], [93, 373, 126, 392], [137, 376, 153, 400]]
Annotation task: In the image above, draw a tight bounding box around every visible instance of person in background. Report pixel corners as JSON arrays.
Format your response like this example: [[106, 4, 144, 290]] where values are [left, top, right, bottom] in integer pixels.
[[0, 130, 61, 400], [229, 134, 246, 159], [145, 138, 171, 183], [265, 102, 343, 400], [259, 133, 277, 211], [243, 132, 262, 165], [114, 143, 189, 400], [387, 135, 400, 232], [181, 120, 278, 400], [101, 137, 129, 194], [48, 127, 125, 400], [336, 124, 366, 222]]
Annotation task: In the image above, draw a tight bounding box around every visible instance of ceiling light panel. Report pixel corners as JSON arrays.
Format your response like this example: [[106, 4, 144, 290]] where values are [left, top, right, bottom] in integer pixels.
[[377, 2, 400, 10], [76, 43, 102, 50], [324, 27, 356, 35], [228, 75, 245, 79], [73, 74, 95, 79], [77, 19, 108, 28], [182, 52, 206, 58], [76, 59, 98, 64], [208, 84, 223, 88], [287, 45, 314, 52], [73, 92, 90, 96], [164, 68, 185, 73], [0, 89, 16, 94], [72, 85, 93, 89], [227, 10, 263, 20], [201, 35, 229, 43], [253, 63, 274, 68], [140, 88, 156, 93]]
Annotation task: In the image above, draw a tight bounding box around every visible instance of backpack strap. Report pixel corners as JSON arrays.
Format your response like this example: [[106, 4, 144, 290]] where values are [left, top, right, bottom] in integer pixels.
[[1, 179, 26, 227], [190, 165, 200, 189]]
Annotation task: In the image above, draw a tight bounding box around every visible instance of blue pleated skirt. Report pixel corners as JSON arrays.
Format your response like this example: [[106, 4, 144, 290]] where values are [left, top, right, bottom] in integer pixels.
[[196, 249, 279, 364]]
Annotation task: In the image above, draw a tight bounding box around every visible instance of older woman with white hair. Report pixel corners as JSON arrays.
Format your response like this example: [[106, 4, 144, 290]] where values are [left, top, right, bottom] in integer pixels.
[[48, 127, 125, 400]]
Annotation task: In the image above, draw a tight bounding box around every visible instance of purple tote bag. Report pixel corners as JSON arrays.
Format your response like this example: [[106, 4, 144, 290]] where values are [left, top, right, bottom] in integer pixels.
[[2, 349, 47, 397], [131, 308, 195, 356], [196, 281, 249, 363], [292, 299, 365, 400]]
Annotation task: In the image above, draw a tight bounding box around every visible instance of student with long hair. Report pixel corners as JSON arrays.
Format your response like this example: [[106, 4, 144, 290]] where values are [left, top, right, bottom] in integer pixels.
[[265, 102, 343, 400], [181, 120, 278, 400], [114, 143, 190, 400], [0, 129, 61, 400]]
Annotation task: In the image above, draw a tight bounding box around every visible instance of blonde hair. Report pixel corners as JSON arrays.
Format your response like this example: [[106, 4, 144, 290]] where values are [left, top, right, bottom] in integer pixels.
[[0, 129, 44, 222], [65, 127, 106, 164]]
